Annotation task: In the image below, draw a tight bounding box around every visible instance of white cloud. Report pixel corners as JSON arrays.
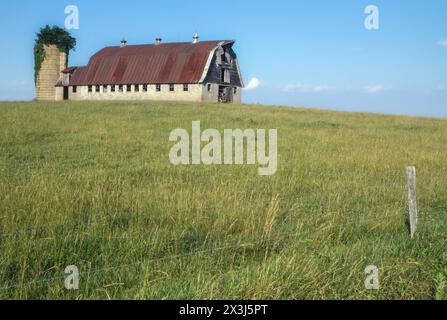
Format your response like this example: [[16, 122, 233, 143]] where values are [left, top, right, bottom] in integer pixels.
[[244, 77, 261, 90], [363, 84, 392, 94], [437, 39, 447, 47], [282, 84, 336, 93]]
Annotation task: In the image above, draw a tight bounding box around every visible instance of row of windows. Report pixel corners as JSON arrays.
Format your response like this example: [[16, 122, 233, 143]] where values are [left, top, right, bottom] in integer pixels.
[[72, 84, 237, 95], [78, 84, 189, 94]]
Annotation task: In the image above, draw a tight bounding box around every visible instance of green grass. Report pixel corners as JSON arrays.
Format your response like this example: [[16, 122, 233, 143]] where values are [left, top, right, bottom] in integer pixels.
[[0, 100, 446, 299]]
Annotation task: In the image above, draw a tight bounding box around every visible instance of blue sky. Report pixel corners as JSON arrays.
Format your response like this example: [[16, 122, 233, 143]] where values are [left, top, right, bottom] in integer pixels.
[[0, 0, 446, 117]]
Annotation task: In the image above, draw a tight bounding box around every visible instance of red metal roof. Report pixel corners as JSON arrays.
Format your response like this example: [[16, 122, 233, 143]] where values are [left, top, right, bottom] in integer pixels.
[[69, 40, 233, 85]]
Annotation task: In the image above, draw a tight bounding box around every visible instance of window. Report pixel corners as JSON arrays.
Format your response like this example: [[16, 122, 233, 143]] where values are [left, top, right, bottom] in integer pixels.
[[169, 84, 175, 92], [143, 84, 148, 92], [156, 84, 161, 92], [119, 85, 124, 92], [111, 85, 116, 92], [72, 86, 77, 93], [88, 85, 92, 93], [183, 84, 188, 92], [126, 84, 131, 92], [103, 85, 108, 93], [233, 87, 237, 94], [134, 84, 139, 92], [207, 84, 212, 92], [221, 69, 230, 83], [95, 85, 100, 93]]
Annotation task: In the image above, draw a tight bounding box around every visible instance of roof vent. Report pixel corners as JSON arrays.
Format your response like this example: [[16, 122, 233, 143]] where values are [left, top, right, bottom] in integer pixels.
[[155, 37, 162, 45], [120, 38, 127, 47], [192, 33, 199, 44]]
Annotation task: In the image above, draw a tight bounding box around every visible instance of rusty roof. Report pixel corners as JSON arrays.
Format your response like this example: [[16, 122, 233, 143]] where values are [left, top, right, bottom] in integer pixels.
[[69, 40, 234, 86], [62, 66, 78, 73]]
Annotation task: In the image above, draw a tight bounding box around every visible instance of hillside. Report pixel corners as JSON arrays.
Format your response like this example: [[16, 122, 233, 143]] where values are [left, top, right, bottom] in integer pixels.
[[0, 101, 446, 299]]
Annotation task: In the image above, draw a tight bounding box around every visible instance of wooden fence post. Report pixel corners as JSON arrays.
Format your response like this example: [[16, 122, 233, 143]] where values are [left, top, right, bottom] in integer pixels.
[[406, 166, 418, 238]]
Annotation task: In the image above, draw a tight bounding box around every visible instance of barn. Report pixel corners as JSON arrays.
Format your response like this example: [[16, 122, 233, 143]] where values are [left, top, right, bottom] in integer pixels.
[[37, 34, 244, 103]]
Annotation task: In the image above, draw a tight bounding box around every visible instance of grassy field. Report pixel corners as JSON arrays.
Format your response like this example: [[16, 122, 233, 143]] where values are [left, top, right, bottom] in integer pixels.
[[0, 100, 446, 300]]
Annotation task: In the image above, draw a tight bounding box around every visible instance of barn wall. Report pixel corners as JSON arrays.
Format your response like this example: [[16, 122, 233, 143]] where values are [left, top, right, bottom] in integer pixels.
[[233, 86, 242, 103], [55, 87, 64, 101], [68, 84, 203, 102], [202, 83, 219, 102], [203, 46, 243, 88], [200, 44, 243, 103], [201, 84, 242, 103]]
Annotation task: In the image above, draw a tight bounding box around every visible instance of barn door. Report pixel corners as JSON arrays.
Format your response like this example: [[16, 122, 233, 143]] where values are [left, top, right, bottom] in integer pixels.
[[218, 86, 233, 103], [218, 86, 225, 102], [63, 86, 69, 100]]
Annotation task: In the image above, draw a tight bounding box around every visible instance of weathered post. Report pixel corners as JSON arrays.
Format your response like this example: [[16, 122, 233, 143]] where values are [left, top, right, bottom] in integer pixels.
[[406, 166, 418, 238]]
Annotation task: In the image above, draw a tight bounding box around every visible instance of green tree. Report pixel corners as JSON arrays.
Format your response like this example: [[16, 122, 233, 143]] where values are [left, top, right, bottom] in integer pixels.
[[34, 25, 76, 84]]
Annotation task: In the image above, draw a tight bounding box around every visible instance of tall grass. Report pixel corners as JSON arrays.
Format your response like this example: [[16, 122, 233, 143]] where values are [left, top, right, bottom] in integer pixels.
[[0, 100, 446, 299]]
